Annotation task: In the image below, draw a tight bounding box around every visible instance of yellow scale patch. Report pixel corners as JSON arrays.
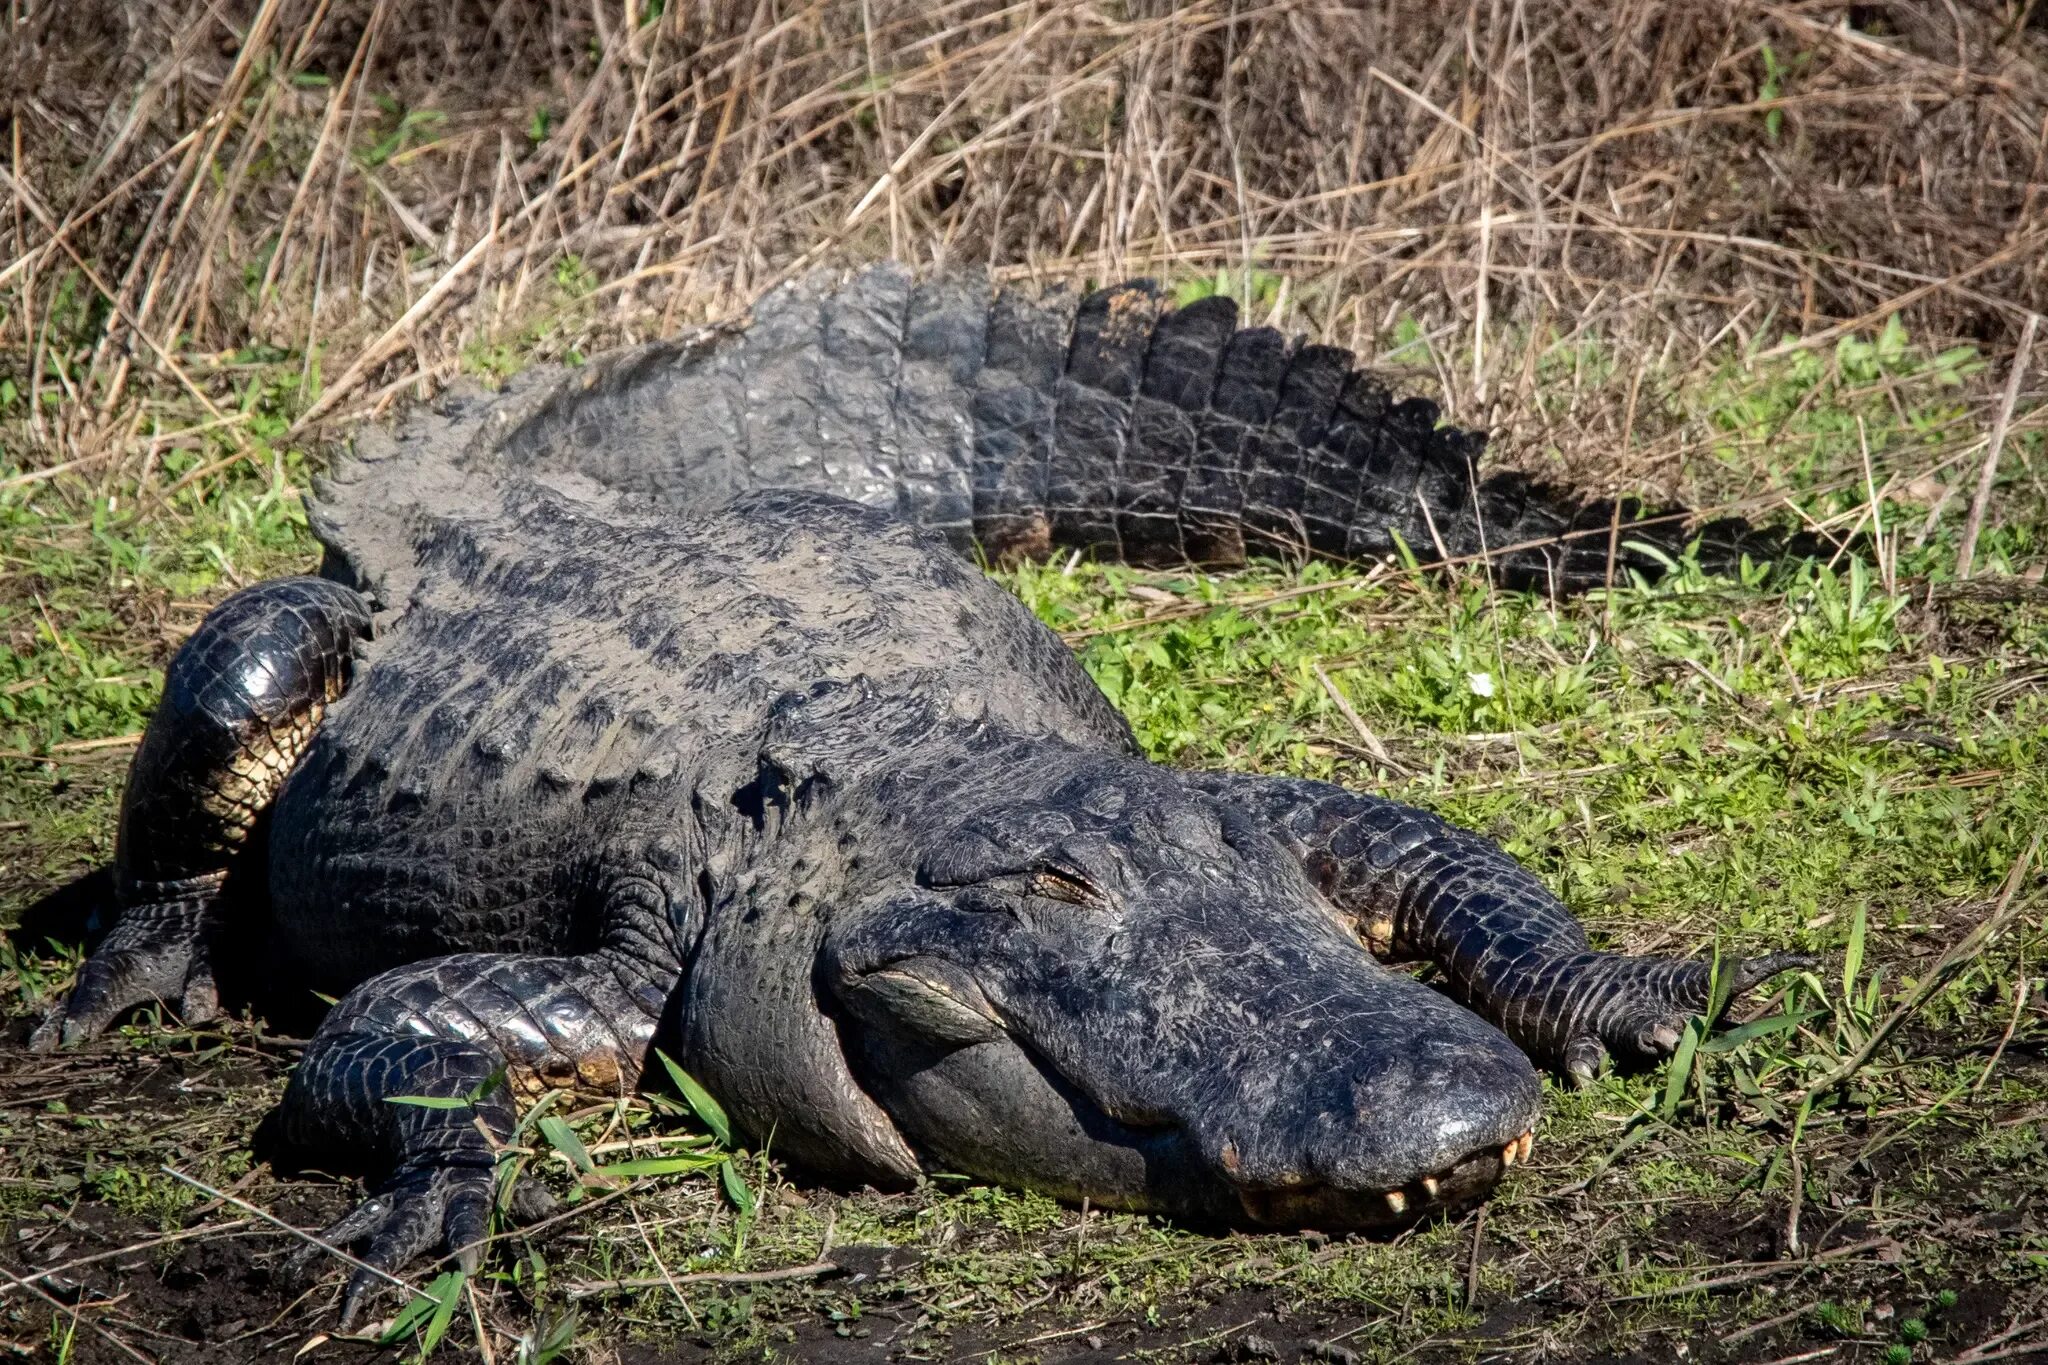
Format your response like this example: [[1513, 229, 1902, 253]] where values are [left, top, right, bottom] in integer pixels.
[[504, 1053, 636, 1099], [196, 701, 326, 850]]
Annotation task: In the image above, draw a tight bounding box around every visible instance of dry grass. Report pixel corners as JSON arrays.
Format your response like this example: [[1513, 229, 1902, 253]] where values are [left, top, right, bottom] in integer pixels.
[[5, 1, 2048, 475]]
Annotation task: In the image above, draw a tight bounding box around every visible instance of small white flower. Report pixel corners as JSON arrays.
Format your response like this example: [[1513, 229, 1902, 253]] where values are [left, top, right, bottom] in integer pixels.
[[1466, 671, 1495, 698]]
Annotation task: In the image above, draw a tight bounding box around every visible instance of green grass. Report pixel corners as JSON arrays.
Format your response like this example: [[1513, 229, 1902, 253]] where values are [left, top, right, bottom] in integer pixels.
[[1, 316, 2044, 1362]]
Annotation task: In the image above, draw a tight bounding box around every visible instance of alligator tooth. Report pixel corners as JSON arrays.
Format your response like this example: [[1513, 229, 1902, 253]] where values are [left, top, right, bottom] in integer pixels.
[[1517, 1132, 1534, 1164], [1420, 1176, 1440, 1198], [1384, 1189, 1407, 1215], [1500, 1140, 1517, 1168]]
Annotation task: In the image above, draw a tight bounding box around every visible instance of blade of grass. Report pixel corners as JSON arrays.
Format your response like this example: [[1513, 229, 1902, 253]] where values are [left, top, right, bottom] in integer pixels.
[[655, 1048, 733, 1148]]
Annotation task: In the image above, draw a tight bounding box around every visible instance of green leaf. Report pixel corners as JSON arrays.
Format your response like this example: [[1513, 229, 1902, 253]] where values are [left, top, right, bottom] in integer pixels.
[[420, 1269, 466, 1356], [494, 1150, 527, 1215], [378, 1269, 465, 1351], [1620, 539, 1681, 576], [1658, 1018, 1706, 1122], [537, 1115, 593, 1174], [523, 1310, 580, 1365], [378, 1288, 439, 1344], [1704, 950, 1734, 1023], [656, 1049, 732, 1147], [1842, 901, 1867, 1004], [595, 1154, 724, 1178], [1700, 1010, 1824, 1053], [719, 1157, 756, 1217], [385, 1094, 473, 1110], [512, 1087, 568, 1140], [466, 1064, 508, 1104], [1386, 527, 1420, 573]]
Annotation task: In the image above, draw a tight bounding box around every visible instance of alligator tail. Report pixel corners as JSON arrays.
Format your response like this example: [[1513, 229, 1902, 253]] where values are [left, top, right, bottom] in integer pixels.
[[955, 277, 1823, 591], [314, 264, 1822, 601]]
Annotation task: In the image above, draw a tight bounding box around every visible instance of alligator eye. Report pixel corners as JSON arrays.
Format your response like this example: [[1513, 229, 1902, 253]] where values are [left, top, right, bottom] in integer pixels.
[[1028, 869, 1103, 906]]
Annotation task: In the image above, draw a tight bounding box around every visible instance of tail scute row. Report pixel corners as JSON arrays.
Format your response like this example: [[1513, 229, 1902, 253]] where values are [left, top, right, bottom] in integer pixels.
[[312, 264, 1824, 597]]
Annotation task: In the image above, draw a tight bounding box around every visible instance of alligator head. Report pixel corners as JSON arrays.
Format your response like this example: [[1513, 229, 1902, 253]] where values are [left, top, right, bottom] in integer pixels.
[[819, 755, 1542, 1230]]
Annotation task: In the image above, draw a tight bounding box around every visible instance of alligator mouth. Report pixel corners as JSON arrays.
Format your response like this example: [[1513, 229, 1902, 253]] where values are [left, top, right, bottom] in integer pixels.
[[1234, 1128, 1534, 1230], [847, 956, 1539, 1230]]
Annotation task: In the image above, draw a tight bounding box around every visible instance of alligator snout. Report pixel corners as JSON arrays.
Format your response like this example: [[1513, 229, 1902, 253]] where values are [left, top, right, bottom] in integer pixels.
[[823, 870, 1544, 1230], [1173, 998, 1543, 1227], [1218, 1055, 1542, 1230]]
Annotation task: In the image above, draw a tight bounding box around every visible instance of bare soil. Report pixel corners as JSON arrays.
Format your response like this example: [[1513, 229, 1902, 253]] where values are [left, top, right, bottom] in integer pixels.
[[1, 1011, 2037, 1362]]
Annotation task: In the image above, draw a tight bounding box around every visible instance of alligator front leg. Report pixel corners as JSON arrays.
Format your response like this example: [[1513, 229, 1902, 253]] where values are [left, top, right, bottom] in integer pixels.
[[281, 939, 672, 1326], [32, 577, 370, 1049], [1190, 773, 1809, 1081]]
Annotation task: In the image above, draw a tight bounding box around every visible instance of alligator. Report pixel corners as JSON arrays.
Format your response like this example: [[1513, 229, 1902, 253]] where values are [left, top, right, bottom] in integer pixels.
[[31, 264, 1810, 1324]]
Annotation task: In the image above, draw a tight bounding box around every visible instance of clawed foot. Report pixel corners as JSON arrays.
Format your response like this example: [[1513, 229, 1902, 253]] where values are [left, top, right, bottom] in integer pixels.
[[1545, 950, 1814, 1085], [27, 891, 225, 1052], [307, 1162, 558, 1330]]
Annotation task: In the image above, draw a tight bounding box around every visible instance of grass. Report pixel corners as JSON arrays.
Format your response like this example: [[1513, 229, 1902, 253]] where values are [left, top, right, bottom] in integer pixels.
[[2, 301, 2046, 1363]]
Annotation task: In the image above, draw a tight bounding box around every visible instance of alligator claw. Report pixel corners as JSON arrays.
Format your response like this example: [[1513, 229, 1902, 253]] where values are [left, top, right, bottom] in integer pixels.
[[1548, 951, 1814, 1085], [28, 920, 222, 1053], [1562, 1033, 1606, 1085], [311, 1163, 557, 1330]]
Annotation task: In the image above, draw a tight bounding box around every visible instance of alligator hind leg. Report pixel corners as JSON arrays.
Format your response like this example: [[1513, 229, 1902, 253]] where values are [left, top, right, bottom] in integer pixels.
[[30, 576, 370, 1050], [1191, 772, 1811, 1081]]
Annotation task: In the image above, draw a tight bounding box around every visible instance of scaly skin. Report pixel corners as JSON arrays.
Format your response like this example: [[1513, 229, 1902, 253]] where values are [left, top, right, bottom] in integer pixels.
[[33, 269, 1815, 1326], [1186, 774, 1811, 1080], [364, 263, 1825, 607]]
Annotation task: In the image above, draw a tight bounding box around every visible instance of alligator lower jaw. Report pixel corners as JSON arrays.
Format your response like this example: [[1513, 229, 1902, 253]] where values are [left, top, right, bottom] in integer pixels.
[[1233, 1128, 1533, 1231]]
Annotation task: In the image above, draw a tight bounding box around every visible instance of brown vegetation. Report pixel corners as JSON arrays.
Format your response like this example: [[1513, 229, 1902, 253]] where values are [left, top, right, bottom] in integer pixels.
[[5, 1, 2047, 462]]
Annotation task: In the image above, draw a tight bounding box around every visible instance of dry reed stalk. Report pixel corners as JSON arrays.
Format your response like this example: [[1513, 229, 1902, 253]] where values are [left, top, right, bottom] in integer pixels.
[[1958, 310, 2042, 578]]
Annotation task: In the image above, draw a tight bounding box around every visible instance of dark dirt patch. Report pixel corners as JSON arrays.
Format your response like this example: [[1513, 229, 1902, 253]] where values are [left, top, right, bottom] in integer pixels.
[[0, 1156, 2036, 1365], [2, 975, 2045, 1361], [1646, 1199, 1783, 1268], [4, 1202, 380, 1365]]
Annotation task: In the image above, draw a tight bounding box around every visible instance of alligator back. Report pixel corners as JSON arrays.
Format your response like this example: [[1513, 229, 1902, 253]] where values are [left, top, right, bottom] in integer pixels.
[[271, 482, 1135, 983], [312, 264, 1813, 603]]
